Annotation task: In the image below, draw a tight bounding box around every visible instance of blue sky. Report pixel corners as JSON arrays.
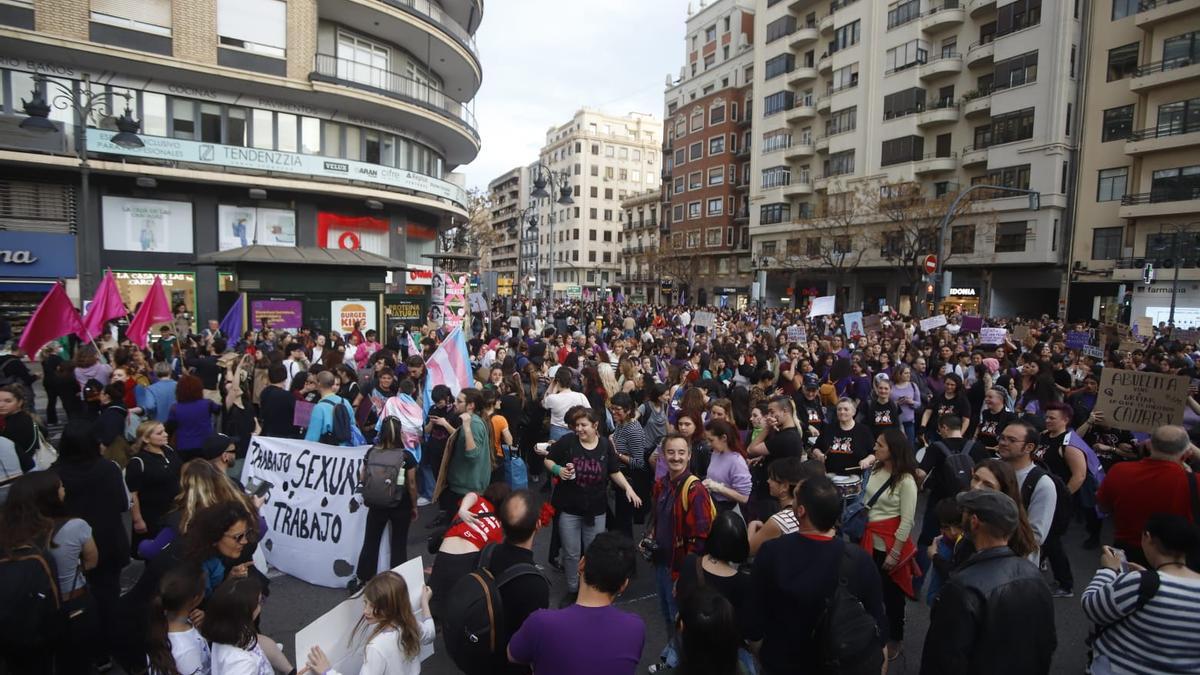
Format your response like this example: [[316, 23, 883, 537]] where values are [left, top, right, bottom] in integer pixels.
[[460, 0, 692, 191]]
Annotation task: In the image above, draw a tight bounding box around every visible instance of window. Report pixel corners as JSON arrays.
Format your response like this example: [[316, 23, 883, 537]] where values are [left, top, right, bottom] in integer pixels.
[[995, 221, 1027, 252], [91, 0, 171, 33], [589, 208, 598, 219], [1092, 226, 1123, 260], [1097, 167, 1128, 202], [1111, 0, 1137, 19], [590, 186, 599, 198], [690, 110, 704, 132], [824, 150, 855, 177], [996, 0, 1041, 37], [707, 198, 723, 216], [881, 136, 924, 166], [886, 40, 928, 73], [883, 88, 925, 120], [588, 251, 597, 262], [604, 188, 613, 200], [688, 201, 702, 219], [951, 224, 975, 254], [991, 107, 1035, 145], [706, 227, 723, 247], [760, 203, 791, 225], [1158, 97, 1200, 135], [708, 167, 725, 186], [827, 106, 857, 135], [766, 54, 796, 80], [604, 209, 613, 221], [762, 130, 792, 153], [589, 229, 598, 241], [689, 171, 703, 190], [1102, 105, 1134, 142], [831, 64, 859, 92], [673, 177, 685, 194], [1150, 165, 1200, 200], [766, 15, 797, 43], [709, 104, 726, 125], [830, 20, 860, 53], [219, 0, 286, 57], [674, 149, 685, 166], [689, 142, 703, 160], [971, 164, 1031, 191], [686, 231, 701, 248], [1163, 32, 1200, 68], [764, 91, 795, 116], [887, 0, 920, 28], [673, 205, 685, 222], [705, 24, 717, 42], [762, 166, 791, 189], [605, 145, 615, 158], [994, 51, 1038, 89], [171, 99, 196, 139], [806, 238, 821, 257]]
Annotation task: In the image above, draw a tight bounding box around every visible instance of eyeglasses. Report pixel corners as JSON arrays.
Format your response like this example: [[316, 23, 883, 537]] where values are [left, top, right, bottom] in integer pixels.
[[225, 530, 251, 544], [998, 435, 1027, 445]]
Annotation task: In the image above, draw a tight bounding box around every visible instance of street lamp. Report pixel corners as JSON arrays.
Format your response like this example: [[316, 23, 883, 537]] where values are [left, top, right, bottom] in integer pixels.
[[527, 163, 573, 300], [512, 204, 539, 299], [19, 73, 143, 293]]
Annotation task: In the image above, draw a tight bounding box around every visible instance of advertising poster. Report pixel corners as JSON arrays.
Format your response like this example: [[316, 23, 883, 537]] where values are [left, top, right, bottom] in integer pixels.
[[218, 206, 297, 250], [101, 196, 194, 253], [1093, 369, 1190, 433], [385, 301, 424, 340], [112, 271, 196, 333], [443, 274, 468, 330], [250, 299, 303, 332], [330, 300, 378, 334], [429, 273, 446, 327]]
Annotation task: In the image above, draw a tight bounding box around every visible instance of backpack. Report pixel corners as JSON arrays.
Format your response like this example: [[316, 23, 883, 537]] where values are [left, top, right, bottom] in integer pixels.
[[361, 447, 411, 509], [0, 543, 65, 652], [1021, 465, 1072, 537], [811, 542, 885, 675], [932, 440, 977, 495], [443, 544, 548, 675], [318, 398, 354, 446], [680, 475, 716, 521]]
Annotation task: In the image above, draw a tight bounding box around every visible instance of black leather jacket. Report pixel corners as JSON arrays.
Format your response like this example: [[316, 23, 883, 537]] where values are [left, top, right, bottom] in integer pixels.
[[920, 546, 1057, 675]]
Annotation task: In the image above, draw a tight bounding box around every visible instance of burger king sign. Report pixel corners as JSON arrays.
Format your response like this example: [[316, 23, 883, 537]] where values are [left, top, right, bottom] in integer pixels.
[[330, 300, 378, 334]]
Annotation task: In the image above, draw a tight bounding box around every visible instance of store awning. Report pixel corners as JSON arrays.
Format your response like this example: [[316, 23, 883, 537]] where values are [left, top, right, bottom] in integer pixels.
[[195, 245, 405, 269]]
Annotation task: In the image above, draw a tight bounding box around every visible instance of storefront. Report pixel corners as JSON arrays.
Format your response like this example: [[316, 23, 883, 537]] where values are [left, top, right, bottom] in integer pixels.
[[1131, 282, 1200, 329], [383, 294, 426, 341], [0, 231, 78, 339], [940, 286, 981, 316], [112, 270, 198, 333], [712, 286, 750, 310]]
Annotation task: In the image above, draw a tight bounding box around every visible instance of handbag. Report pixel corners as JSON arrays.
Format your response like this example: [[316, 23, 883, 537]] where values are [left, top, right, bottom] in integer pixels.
[[124, 410, 143, 443], [30, 421, 57, 471], [503, 444, 528, 491], [841, 470, 894, 543]]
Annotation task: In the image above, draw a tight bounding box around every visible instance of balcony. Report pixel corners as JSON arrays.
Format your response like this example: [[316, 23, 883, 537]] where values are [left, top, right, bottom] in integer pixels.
[[1125, 121, 1200, 155], [819, 13, 835, 34], [963, 90, 992, 117], [966, 40, 994, 68], [1119, 188, 1200, 219], [814, 175, 833, 191], [1136, 0, 1200, 29], [916, 100, 960, 127], [786, 99, 817, 123], [737, 110, 753, 128], [1131, 56, 1200, 92], [817, 52, 833, 74], [967, 0, 996, 16], [788, 66, 820, 86], [814, 135, 830, 153], [921, 3, 965, 33], [816, 93, 832, 112], [734, 208, 749, 223], [961, 144, 988, 167], [784, 180, 814, 197], [913, 152, 957, 174], [919, 53, 963, 80], [789, 25, 820, 49], [785, 142, 816, 160], [310, 53, 479, 163]]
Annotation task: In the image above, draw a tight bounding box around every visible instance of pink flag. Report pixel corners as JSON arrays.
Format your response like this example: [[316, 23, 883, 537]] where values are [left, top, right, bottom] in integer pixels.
[[126, 275, 173, 349], [18, 282, 83, 356], [78, 270, 128, 341]]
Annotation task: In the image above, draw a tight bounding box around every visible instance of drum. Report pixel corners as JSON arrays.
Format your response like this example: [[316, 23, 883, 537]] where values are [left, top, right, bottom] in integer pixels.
[[831, 474, 862, 501]]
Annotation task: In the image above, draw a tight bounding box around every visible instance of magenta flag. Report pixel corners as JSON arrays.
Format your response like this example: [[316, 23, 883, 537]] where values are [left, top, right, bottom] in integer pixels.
[[18, 282, 83, 356], [126, 275, 173, 349], [78, 270, 128, 341]]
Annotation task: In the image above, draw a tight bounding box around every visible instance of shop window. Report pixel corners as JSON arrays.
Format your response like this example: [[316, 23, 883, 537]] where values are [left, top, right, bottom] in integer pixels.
[[277, 113, 298, 153], [199, 103, 221, 143], [227, 107, 248, 147]]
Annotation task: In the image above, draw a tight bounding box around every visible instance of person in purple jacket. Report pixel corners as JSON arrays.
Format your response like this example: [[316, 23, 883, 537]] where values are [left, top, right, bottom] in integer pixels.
[[166, 374, 219, 462]]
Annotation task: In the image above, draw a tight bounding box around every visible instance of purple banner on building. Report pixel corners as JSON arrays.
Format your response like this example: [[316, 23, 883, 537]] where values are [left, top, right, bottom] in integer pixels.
[[251, 299, 303, 331]]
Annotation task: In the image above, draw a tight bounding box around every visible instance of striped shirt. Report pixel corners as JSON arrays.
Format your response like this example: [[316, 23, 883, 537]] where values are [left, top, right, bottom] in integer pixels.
[[769, 508, 798, 535], [1081, 568, 1200, 674], [611, 420, 647, 469]]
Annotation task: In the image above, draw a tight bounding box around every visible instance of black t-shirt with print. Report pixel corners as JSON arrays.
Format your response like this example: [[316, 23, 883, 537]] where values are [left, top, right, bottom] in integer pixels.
[[816, 423, 875, 475], [925, 394, 972, 434], [861, 399, 901, 439], [548, 435, 621, 517], [975, 408, 1016, 449]]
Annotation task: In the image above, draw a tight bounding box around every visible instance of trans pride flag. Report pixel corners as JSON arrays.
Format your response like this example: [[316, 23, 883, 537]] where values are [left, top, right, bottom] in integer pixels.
[[422, 325, 472, 413]]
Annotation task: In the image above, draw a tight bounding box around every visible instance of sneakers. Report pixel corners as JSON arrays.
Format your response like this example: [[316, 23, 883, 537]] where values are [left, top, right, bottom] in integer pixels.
[[1051, 587, 1074, 599], [416, 497, 431, 507]]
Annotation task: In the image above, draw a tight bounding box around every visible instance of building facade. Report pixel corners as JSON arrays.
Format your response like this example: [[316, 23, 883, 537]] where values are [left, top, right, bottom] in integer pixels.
[[661, 0, 756, 308], [486, 165, 527, 297], [532, 109, 661, 300], [750, 0, 1080, 317], [619, 188, 663, 304], [0, 0, 480, 334], [1068, 0, 1200, 325]]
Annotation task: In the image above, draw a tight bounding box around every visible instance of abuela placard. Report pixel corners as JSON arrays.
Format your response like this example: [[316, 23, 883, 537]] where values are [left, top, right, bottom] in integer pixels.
[[1093, 369, 1190, 433]]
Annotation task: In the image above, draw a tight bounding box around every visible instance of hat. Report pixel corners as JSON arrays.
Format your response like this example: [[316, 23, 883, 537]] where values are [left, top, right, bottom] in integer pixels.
[[956, 490, 1018, 535], [199, 433, 236, 461], [802, 373, 820, 390], [982, 357, 1000, 374]]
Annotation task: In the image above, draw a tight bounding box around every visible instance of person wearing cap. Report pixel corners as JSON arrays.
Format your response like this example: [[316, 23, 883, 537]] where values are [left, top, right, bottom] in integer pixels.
[[919, 490, 1056, 674], [792, 372, 827, 443], [200, 433, 238, 478]]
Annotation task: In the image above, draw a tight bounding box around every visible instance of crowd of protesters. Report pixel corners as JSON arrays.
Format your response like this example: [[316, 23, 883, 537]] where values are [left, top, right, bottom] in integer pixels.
[[1, 297, 1199, 674]]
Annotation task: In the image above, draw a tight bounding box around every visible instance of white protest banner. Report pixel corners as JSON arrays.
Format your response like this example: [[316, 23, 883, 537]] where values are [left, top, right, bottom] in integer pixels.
[[295, 556, 433, 672], [1093, 369, 1190, 433], [468, 292, 488, 314], [919, 315, 948, 332], [786, 325, 807, 344], [240, 436, 375, 588], [979, 327, 1007, 345], [809, 295, 836, 318], [692, 311, 716, 332], [1082, 344, 1104, 359]]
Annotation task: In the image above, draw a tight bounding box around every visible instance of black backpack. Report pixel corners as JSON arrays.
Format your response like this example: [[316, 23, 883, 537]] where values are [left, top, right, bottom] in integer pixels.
[[318, 398, 353, 445], [1021, 465, 1072, 537], [0, 543, 65, 652], [932, 440, 977, 495], [812, 542, 884, 675], [443, 544, 547, 675], [361, 447, 410, 509]]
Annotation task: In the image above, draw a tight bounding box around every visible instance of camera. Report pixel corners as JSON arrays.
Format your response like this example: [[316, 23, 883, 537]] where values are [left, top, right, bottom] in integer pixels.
[[637, 537, 659, 563]]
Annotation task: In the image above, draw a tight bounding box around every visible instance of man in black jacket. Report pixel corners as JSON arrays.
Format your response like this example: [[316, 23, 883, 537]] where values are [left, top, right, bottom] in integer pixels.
[[920, 490, 1056, 675], [488, 489, 549, 674]]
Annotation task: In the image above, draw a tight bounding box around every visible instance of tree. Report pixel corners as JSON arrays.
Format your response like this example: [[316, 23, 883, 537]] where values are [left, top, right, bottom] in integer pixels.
[[651, 235, 705, 304], [441, 188, 497, 272]]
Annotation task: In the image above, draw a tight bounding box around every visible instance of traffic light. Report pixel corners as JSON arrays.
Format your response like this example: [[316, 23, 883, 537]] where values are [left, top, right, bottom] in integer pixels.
[[1143, 263, 1155, 284]]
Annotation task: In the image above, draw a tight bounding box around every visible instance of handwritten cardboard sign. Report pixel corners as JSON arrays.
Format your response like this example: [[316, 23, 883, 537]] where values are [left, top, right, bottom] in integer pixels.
[[1093, 369, 1190, 433], [1133, 317, 1153, 337], [1174, 328, 1200, 344], [1012, 325, 1031, 342], [864, 314, 883, 334], [979, 327, 1007, 345], [919, 315, 948, 332], [809, 295, 836, 318], [786, 325, 807, 344], [1081, 345, 1104, 359]]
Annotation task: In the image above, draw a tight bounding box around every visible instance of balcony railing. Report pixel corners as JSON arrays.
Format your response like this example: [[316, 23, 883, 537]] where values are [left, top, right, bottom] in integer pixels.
[[1135, 55, 1200, 77], [1121, 187, 1200, 205], [1129, 120, 1200, 141], [1115, 256, 1200, 269], [378, 0, 478, 55], [1138, 0, 1190, 10], [312, 54, 478, 138]]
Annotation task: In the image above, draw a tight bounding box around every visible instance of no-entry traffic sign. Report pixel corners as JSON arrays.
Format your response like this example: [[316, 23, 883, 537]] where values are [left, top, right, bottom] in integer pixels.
[[924, 254, 938, 275]]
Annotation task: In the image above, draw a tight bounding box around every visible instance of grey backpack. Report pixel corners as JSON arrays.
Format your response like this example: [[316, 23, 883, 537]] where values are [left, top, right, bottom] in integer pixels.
[[361, 447, 409, 508]]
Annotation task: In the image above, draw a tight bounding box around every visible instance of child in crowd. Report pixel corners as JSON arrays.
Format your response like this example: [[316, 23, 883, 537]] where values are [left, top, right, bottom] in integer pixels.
[[925, 498, 964, 606]]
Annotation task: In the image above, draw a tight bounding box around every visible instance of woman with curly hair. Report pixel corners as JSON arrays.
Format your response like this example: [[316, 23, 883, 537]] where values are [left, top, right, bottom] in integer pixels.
[[166, 374, 218, 462], [137, 458, 258, 561]]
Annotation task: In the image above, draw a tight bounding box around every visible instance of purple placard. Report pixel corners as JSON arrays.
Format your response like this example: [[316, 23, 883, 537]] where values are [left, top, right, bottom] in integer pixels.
[[292, 400, 315, 428], [1066, 330, 1090, 350], [960, 316, 983, 333], [251, 299, 303, 332]]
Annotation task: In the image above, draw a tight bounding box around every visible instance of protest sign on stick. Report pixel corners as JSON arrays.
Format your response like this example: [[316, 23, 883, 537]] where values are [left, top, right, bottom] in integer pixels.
[[1093, 370, 1190, 434], [809, 296, 835, 318], [919, 315, 948, 332]]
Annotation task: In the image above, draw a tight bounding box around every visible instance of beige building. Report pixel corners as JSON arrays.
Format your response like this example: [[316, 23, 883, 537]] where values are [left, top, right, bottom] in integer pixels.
[[1068, 1, 1200, 326], [749, 0, 1080, 316], [619, 187, 663, 304], [533, 109, 661, 300], [486, 166, 528, 294]]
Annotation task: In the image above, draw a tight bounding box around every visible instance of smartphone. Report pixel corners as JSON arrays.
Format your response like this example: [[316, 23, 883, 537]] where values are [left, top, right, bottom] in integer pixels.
[[245, 478, 274, 499], [1109, 546, 1129, 573]]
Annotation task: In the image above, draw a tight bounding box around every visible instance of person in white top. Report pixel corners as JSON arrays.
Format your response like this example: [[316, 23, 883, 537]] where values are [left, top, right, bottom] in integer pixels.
[[541, 369, 590, 441], [202, 576, 292, 675], [301, 571, 435, 675], [147, 563, 211, 675]]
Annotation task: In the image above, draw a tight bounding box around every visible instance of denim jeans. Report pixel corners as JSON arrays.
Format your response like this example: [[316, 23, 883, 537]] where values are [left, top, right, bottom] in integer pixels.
[[417, 463, 435, 500], [559, 512, 605, 592], [902, 420, 916, 449], [655, 563, 680, 667], [549, 424, 570, 441]]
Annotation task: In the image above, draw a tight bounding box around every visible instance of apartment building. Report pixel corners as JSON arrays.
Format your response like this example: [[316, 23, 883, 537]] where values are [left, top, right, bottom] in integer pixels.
[[750, 0, 1079, 317], [486, 166, 528, 296], [0, 0, 480, 333], [533, 109, 661, 300], [1068, 1, 1200, 325], [619, 188, 664, 304], [661, 0, 756, 308]]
